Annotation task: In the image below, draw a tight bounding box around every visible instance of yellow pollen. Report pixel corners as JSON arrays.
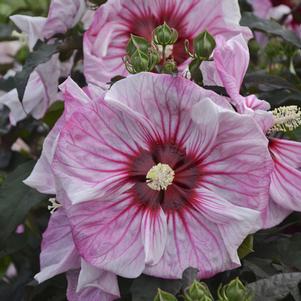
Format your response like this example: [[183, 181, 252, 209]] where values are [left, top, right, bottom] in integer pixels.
[[269, 105, 301, 133], [146, 163, 175, 191]]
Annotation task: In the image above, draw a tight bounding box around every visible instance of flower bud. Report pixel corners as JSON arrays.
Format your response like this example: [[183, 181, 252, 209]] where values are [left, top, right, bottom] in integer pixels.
[[184, 280, 213, 301], [153, 22, 178, 46], [127, 34, 150, 56], [127, 49, 150, 73], [154, 288, 177, 301], [218, 278, 253, 301], [162, 59, 177, 74], [125, 47, 160, 74], [193, 31, 216, 59]]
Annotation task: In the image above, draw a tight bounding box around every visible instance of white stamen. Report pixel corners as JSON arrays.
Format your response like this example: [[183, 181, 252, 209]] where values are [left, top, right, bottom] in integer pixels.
[[146, 163, 175, 191], [48, 198, 62, 214], [269, 106, 301, 133]]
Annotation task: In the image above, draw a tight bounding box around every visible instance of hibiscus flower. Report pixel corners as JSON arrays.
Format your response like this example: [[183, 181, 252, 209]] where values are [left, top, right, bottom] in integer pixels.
[[30, 73, 273, 280], [84, 0, 252, 87], [201, 32, 301, 228]]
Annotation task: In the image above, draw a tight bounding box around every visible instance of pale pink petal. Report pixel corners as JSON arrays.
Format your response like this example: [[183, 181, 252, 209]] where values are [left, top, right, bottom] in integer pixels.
[[24, 55, 60, 119], [105, 73, 226, 159], [52, 96, 157, 204], [10, 15, 46, 49], [68, 195, 145, 278], [201, 109, 273, 212], [248, 0, 272, 19], [35, 208, 80, 283], [141, 208, 167, 265], [268, 5, 291, 21], [67, 270, 118, 301], [245, 94, 271, 111], [269, 138, 301, 168], [200, 60, 223, 87], [0, 41, 21, 64], [43, 0, 86, 39], [193, 187, 260, 264], [0, 89, 26, 126], [59, 77, 92, 117], [213, 34, 249, 105], [270, 158, 301, 211], [77, 260, 120, 297], [24, 119, 63, 194], [144, 209, 238, 279], [261, 200, 291, 229], [25, 77, 94, 194]]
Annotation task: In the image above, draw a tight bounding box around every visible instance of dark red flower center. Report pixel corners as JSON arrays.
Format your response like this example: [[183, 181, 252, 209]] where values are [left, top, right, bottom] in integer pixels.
[[118, 5, 193, 66], [128, 143, 201, 211]]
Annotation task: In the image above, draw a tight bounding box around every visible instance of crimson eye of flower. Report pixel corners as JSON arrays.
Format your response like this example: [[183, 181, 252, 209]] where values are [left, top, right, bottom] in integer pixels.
[[128, 143, 201, 210]]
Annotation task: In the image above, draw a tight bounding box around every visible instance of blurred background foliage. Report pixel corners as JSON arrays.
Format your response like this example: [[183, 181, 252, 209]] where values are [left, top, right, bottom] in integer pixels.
[[1, 0, 301, 300]]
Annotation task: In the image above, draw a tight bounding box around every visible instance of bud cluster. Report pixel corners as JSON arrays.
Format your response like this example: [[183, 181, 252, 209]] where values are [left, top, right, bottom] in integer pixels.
[[123, 23, 216, 78]]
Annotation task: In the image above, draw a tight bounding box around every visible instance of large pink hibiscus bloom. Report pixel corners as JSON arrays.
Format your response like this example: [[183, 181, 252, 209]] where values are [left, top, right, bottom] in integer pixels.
[[49, 72, 272, 279], [84, 0, 252, 87]]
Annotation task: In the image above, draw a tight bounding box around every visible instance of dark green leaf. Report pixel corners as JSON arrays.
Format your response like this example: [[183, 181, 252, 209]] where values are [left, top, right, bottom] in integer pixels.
[[0, 161, 46, 248], [130, 274, 182, 301], [247, 273, 301, 301], [241, 13, 301, 48], [0, 24, 15, 41], [15, 41, 59, 102]]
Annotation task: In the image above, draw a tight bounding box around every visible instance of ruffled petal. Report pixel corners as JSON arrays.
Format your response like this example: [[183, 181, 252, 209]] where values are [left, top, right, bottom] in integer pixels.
[[9, 15, 46, 50], [213, 34, 249, 104], [261, 200, 291, 229], [141, 208, 167, 265], [24, 118, 63, 194], [77, 260, 120, 297], [270, 158, 301, 211], [201, 108, 273, 212], [53, 96, 157, 204], [144, 208, 237, 279], [35, 208, 80, 283], [269, 138, 301, 168], [106, 73, 224, 159], [68, 194, 145, 278], [67, 270, 118, 301], [25, 78, 96, 194], [43, 0, 86, 39], [193, 187, 260, 264], [0, 89, 26, 126]]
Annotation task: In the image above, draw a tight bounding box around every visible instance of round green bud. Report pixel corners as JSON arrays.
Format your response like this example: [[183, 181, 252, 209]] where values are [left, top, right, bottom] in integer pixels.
[[127, 34, 150, 56], [153, 22, 178, 46], [184, 281, 213, 301], [218, 278, 253, 301], [193, 31, 216, 60]]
